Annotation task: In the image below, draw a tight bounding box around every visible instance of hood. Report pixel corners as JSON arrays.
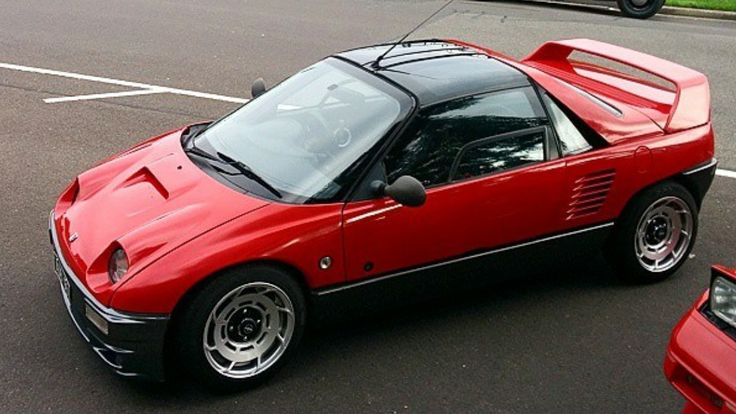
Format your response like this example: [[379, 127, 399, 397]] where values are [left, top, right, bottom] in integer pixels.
[[53, 128, 269, 304]]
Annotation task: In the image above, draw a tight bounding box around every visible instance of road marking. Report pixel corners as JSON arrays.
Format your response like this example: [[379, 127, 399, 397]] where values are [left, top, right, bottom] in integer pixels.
[[43, 88, 167, 104], [717, 169, 736, 179], [0, 62, 248, 104]]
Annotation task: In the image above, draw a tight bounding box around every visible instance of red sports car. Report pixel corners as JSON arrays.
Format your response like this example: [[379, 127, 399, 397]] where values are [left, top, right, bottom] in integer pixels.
[[50, 38, 716, 389], [666, 266, 736, 413]]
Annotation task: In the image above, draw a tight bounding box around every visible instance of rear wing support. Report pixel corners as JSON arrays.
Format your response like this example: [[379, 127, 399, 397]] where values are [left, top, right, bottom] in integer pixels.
[[523, 39, 710, 133]]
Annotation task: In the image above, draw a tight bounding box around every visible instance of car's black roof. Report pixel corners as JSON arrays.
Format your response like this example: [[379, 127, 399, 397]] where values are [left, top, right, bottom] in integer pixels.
[[335, 40, 530, 107]]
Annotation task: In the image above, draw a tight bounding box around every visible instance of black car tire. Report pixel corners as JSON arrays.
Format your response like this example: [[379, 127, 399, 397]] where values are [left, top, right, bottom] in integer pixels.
[[606, 181, 698, 283], [174, 264, 306, 391], [617, 0, 665, 19]]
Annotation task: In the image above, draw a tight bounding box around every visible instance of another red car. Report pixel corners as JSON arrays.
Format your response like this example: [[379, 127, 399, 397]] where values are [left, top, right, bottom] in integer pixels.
[[50, 38, 716, 389], [666, 266, 736, 413]]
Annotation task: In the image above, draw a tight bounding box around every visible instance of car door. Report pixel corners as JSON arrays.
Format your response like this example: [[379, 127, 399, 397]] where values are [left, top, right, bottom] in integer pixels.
[[341, 86, 567, 283]]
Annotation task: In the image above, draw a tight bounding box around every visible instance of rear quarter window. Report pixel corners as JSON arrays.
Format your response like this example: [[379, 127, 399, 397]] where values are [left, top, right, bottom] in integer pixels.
[[542, 93, 593, 156]]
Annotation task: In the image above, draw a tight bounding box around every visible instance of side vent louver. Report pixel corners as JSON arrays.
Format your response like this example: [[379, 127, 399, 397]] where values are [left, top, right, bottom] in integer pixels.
[[566, 169, 615, 220]]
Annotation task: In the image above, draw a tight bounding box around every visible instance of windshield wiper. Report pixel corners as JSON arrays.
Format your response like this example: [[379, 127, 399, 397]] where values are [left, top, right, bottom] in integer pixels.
[[184, 137, 282, 199], [185, 144, 221, 162], [215, 151, 283, 199]]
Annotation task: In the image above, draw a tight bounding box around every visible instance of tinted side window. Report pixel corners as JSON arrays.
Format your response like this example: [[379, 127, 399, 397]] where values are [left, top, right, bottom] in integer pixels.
[[384, 87, 546, 187], [451, 128, 545, 181]]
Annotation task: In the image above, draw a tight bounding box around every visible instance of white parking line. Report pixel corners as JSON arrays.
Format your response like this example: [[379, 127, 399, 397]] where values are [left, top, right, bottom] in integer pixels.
[[0, 62, 248, 104], [43, 88, 166, 104], [717, 169, 736, 179]]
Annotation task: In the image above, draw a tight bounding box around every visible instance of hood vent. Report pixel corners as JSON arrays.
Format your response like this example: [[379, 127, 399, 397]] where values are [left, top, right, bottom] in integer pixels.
[[120, 167, 170, 199], [566, 169, 615, 220]]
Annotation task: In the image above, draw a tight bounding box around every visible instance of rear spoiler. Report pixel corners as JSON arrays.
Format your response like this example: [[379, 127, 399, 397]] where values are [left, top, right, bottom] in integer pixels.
[[522, 39, 710, 133]]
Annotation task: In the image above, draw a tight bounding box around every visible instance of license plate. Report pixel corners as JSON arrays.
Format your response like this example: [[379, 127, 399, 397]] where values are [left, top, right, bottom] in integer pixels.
[[54, 255, 71, 302]]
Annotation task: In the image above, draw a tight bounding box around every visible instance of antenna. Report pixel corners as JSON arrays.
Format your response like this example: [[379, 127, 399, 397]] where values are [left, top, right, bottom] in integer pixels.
[[371, 0, 454, 70]]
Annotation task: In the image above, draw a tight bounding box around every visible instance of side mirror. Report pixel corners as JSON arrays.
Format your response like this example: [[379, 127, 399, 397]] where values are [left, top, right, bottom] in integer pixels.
[[372, 176, 426, 207], [251, 78, 266, 98]]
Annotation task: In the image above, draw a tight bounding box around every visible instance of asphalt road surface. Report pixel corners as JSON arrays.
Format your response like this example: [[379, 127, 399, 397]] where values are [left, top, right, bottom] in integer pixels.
[[1, 1, 735, 413]]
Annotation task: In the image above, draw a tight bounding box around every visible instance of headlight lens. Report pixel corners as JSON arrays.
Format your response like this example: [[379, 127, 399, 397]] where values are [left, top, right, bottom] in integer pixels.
[[108, 248, 129, 284], [710, 276, 736, 329]]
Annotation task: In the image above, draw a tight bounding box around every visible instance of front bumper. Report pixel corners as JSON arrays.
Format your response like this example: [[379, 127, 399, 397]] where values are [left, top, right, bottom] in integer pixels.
[[49, 212, 169, 381], [665, 295, 736, 414]]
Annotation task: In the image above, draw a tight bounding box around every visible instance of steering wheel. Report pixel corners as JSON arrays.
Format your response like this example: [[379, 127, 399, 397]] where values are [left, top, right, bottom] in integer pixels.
[[333, 121, 352, 148]]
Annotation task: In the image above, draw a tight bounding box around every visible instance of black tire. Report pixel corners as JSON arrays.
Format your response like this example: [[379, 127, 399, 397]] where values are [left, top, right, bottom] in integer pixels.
[[174, 264, 306, 391], [616, 0, 665, 19], [606, 181, 698, 283]]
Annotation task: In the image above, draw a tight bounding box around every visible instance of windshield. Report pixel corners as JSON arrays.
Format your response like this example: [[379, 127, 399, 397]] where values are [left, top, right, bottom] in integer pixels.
[[195, 58, 409, 203]]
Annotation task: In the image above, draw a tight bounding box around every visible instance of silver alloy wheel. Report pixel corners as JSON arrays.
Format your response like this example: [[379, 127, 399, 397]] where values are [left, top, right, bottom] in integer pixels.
[[634, 196, 693, 273], [203, 282, 295, 379], [630, 0, 649, 6]]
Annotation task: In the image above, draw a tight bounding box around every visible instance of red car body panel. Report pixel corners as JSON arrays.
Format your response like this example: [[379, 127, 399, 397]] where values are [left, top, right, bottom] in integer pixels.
[[109, 199, 346, 313], [665, 266, 736, 414], [51, 38, 715, 318], [515, 63, 667, 142], [53, 130, 269, 306], [339, 121, 712, 284], [342, 157, 567, 281]]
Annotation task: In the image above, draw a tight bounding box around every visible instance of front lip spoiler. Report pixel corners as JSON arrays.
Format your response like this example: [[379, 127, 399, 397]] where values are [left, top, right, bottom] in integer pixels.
[[49, 211, 169, 380]]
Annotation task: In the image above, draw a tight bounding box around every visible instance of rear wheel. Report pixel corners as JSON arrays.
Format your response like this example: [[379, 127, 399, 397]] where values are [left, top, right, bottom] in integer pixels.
[[607, 181, 698, 283], [617, 0, 665, 19], [176, 265, 306, 391]]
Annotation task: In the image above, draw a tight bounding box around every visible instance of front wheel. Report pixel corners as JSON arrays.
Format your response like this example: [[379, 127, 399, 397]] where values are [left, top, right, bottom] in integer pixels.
[[606, 181, 698, 283], [616, 0, 665, 19], [175, 265, 306, 391]]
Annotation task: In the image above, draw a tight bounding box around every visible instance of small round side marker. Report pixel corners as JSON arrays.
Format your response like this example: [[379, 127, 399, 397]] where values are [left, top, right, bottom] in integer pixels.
[[319, 256, 332, 270]]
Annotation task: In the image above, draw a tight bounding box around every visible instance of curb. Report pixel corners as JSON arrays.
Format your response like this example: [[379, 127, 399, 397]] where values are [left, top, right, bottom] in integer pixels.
[[661, 5, 736, 21], [515, 0, 736, 21]]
